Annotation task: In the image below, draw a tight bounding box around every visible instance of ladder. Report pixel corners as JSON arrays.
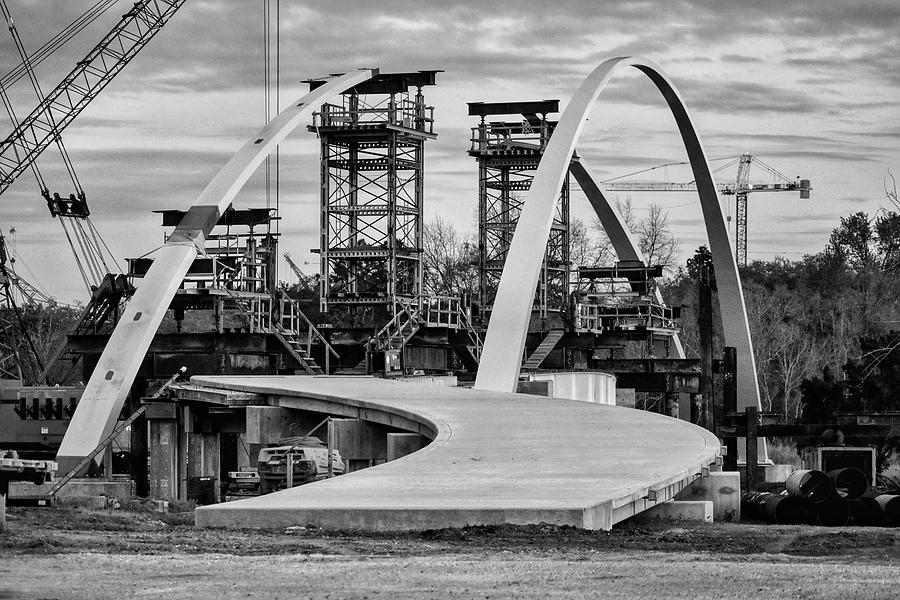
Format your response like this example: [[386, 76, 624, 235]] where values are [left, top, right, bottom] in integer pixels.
[[271, 328, 324, 375], [522, 329, 565, 370]]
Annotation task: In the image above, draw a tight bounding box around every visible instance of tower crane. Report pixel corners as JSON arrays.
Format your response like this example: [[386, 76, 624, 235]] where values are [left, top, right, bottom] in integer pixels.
[[603, 153, 811, 267]]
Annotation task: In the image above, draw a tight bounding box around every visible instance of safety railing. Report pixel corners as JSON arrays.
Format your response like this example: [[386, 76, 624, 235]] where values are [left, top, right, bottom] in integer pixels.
[[313, 98, 435, 134], [574, 302, 679, 333], [275, 291, 339, 360], [469, 121, 554, 153]]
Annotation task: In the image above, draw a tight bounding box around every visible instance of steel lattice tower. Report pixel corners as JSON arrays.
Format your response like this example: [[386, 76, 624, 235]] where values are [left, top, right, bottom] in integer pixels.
[[308, 72, 438, 312], [468, 100, 570, 324]]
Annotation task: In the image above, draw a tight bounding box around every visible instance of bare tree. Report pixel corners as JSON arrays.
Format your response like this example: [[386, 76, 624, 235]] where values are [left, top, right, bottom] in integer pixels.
[[886, 171, 899, 211], [591, 198, 678, 270], [638, 203, 679, 269], [569, 218, 612, 269], [422, 217, 477, 298]]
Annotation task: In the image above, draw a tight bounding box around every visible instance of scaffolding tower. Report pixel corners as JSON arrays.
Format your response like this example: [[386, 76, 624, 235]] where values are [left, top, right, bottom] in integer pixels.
[[308, 71, 439, 313], [467, 100, 570, 326]]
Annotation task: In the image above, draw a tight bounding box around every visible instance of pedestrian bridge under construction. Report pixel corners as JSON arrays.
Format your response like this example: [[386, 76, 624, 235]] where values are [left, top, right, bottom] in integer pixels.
[[193, 375, 721, 531], [50, 56, 754, 531]]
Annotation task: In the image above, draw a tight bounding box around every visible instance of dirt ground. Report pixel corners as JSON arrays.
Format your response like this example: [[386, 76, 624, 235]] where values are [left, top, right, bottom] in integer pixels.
[[1, 505, 899, 599]]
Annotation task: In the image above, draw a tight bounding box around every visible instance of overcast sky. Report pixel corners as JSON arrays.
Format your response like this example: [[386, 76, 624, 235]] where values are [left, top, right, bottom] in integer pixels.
[[1, 0, 898, 303]]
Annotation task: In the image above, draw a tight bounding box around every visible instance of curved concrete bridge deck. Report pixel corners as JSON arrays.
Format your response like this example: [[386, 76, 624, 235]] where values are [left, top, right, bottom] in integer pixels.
[[193, 375, 721, 531]]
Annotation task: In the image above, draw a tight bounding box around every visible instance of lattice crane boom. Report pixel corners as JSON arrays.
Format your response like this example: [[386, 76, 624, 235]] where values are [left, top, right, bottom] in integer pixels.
[[0, 0, 187, 197], [284, 253, 306, 281], [602, 153, 811, 266]]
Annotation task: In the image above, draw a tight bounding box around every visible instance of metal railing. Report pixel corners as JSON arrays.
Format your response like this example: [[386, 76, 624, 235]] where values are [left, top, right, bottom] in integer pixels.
[[469, 121, 554, 153], [275, 291, 339, 361], [574, 302, 679, 333], [313, 98, 435, 134]]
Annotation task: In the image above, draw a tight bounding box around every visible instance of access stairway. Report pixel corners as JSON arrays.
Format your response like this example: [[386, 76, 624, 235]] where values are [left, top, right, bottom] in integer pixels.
[[366, 296, 483, 372], [521, 328, 565, 370]]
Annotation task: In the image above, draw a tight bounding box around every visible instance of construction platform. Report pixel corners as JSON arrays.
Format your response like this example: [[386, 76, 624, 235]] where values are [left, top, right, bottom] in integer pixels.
[[193, 375, 721, 531]]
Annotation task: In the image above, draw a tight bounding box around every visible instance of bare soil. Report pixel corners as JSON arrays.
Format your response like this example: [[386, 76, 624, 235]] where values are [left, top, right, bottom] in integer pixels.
[[2, 505, 899, 599]]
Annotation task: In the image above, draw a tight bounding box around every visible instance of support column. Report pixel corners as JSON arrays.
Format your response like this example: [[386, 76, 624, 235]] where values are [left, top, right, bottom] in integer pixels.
[[146, 402, 179, 501], [130, 413, 149, 496], [0, 478, 8, 532], [387, 433, 424, 461], [330, 418, 388, 472]]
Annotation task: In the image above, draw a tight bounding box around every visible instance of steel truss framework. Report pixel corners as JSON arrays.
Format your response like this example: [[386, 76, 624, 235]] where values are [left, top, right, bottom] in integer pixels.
[[312, 72, 438, 310], [469, 104, 569, 321]]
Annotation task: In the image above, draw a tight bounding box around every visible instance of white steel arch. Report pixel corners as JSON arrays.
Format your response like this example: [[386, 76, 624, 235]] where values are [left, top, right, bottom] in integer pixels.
[[475, 57, 761, 436], [57, 69, 378, 471]]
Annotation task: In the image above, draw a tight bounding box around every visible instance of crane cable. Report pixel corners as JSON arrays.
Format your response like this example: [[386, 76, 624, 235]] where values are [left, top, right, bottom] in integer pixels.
[[1, 1, 123, 292], [0, 0, 84, 196], [0, 0, 119, 93], [263, 0, 280, 288]]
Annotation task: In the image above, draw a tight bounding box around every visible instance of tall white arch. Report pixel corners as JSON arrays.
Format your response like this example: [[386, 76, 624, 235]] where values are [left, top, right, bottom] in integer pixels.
[[57, 69, 378, 471], [475, 57, 761, 431]]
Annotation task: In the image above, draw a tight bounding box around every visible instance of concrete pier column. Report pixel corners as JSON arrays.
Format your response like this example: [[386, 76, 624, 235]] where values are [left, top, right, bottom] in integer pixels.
[[675, 471, 741, 522], [387, 433, 424, 461], [146, 402, 179, 501], [0, 479, 8, 532], [330, 419, 388, 472]]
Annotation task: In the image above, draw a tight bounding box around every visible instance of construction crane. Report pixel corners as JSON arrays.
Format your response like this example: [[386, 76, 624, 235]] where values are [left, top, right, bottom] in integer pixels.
[[0, 0, 187, 197], [284, 253, 306, 280], [0, 0, 187, 295], [603, 154, 811, 267], [0, 229, 50, 381], [0, 1, 186, 383]]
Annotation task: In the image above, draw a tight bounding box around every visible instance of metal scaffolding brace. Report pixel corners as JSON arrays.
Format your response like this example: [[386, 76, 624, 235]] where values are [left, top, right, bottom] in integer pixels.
[[467, 100, 570, 324], [308, 71, 439, 312]]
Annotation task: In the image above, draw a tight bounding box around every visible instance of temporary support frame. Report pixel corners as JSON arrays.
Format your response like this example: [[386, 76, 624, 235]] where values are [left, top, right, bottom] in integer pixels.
[[468, 100, 570, 324], [309, 71, 439, 312]]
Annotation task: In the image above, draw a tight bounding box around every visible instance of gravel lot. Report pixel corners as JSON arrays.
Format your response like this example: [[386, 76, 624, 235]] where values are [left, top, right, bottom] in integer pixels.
[[1, 505, 899, 599]]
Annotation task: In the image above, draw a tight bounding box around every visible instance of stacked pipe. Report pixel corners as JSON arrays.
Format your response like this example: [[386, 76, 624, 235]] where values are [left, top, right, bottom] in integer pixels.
[[742, 468, 900, 526]]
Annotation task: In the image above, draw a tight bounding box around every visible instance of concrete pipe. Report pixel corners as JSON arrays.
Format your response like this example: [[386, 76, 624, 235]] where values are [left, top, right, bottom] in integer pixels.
[[848, 497, 887, 526], [741, 491, 808, 524], [785, 469, 832, 503], [813, 495, 850, 527], [875, 494, 900, 524], [827, 468, 868, 500]]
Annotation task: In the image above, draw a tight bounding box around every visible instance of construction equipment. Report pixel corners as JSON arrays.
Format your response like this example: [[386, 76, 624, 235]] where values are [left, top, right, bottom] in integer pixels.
[[603, 154, 811, 267], [257, 436, 344, 494]]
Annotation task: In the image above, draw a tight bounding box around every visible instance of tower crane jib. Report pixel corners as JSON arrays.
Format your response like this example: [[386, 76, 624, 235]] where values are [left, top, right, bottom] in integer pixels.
[[602, 154, 810, 267]]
